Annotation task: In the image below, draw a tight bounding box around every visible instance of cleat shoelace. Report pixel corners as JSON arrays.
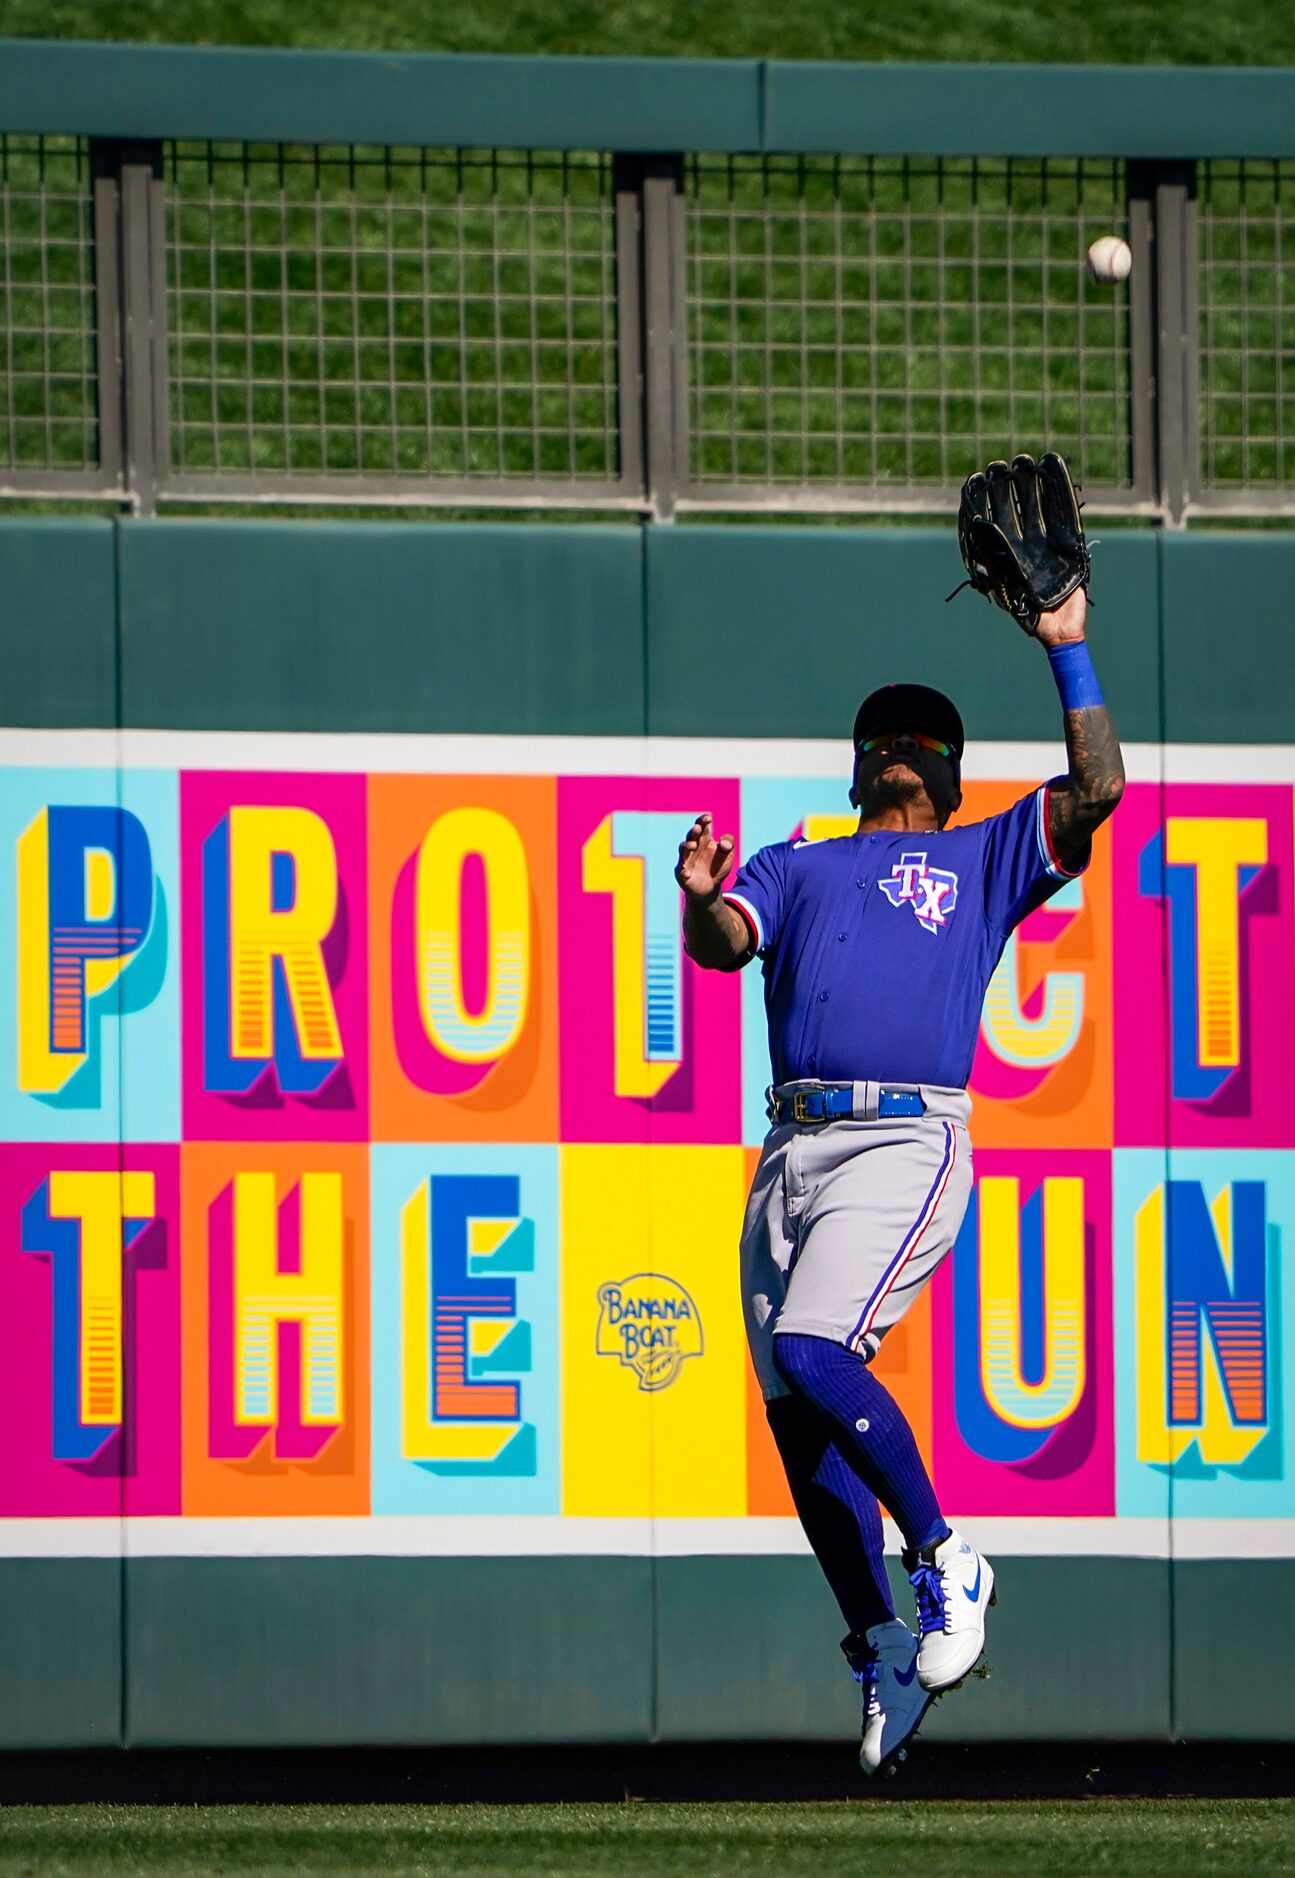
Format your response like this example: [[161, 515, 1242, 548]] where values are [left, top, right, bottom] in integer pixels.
[[908, 1561, 949, 1637], [847, 1649, 882, 1721]]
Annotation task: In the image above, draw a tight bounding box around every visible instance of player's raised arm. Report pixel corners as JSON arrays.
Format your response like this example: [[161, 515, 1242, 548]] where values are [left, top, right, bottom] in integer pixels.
[[953, 452, 1123, 872], [1035, 587, 1125, 869], [677, 813, 752, 971]]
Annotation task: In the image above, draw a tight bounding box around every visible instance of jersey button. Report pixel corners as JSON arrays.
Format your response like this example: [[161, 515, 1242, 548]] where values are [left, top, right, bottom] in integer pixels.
[[856, 878, 864, 888], [818, 990, 829, 1003], [837, 931, 847, 941], [806, 1055, 817, 1071]]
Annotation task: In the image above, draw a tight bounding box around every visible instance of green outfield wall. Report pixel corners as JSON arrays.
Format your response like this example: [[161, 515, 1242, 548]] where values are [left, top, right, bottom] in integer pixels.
[[1, 517, 1293, 1749]]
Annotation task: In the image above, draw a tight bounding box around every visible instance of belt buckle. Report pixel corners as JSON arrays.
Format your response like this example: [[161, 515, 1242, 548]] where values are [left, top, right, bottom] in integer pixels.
[[792, 1090, 813, 1123]]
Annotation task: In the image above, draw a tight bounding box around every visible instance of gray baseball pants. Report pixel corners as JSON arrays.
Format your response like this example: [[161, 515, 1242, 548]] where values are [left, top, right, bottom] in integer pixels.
[[741, 1083, 974, 1398]]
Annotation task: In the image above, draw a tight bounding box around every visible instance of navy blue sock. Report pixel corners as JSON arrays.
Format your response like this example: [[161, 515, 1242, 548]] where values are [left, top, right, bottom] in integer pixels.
[[772, 1332, 950, 1554], [765, 1395, 894, 1636]]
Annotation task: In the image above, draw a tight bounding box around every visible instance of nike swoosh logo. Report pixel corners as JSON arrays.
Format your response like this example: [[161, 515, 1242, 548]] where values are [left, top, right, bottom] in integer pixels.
[[964, 1562, 982, 1602], [895, 1660, 918, 1686]]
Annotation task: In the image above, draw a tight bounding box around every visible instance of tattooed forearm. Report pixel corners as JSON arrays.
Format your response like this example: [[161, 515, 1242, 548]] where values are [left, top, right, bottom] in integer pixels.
[[682, 893, 754, 972], [1048, 703, 1126, 866]]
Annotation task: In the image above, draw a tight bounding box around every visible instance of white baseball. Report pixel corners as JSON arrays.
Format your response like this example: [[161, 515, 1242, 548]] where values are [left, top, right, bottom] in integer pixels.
[[1087, 234, 1133, 283]]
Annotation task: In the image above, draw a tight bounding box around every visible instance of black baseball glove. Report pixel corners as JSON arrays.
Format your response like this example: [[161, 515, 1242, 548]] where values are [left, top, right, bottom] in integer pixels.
[[953, 452, 1090, 635]]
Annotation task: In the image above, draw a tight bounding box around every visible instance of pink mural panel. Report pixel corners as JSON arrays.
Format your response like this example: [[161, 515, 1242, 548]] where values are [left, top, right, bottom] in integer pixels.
[[1112, 782, 1295, 1148], [557, 777, 742, 1143], [931, 1148, 1113, 1517], [181, 771, 368, 1140], [0, 1143, 181, 1515]]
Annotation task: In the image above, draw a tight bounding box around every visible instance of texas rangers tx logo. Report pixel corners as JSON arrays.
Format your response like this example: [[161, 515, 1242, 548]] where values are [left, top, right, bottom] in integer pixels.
[[878, 852, 959, 934]]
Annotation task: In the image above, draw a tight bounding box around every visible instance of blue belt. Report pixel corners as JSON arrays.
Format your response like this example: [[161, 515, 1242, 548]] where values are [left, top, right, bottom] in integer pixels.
[[767, 1083, 926, 1125]]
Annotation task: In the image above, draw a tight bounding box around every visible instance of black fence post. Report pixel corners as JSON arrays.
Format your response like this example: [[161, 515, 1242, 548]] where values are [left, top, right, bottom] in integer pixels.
[[89, 138, 167, 516], [615, 153, 687, 522], [1129, 159, 1200, 527]]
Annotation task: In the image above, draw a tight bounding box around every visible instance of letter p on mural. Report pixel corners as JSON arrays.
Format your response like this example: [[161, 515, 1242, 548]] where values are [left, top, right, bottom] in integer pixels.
[[18, 806, 154, 1095]]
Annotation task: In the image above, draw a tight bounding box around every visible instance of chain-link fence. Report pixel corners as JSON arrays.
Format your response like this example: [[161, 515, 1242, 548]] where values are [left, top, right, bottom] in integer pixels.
[[684, 155, 1134, 499], [164, 143, 625, 490], [0, 119, 1293, 518], [1199, 159, 1295, 494], [0, 135, 101, 477]]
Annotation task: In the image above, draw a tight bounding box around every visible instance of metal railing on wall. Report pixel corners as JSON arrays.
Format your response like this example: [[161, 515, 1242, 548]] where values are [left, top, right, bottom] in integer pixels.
[[0, 46, 1293, 523]]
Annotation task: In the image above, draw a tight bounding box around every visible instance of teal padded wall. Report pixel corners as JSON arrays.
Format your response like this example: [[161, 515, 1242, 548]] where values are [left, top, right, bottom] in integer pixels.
[[645, 527, 1162, 743], [0, 1563, 121, 1748], [116, 522, 646, 735], [4, 518, 1295, 1748], [124, 1559, 654, 1747], [1159, 534, 1294, 743], [0, 520, 118, 729]]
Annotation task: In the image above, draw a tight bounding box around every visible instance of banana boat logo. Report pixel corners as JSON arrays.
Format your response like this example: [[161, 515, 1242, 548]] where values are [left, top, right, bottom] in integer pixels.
[[595, 1274, 704, 1391]]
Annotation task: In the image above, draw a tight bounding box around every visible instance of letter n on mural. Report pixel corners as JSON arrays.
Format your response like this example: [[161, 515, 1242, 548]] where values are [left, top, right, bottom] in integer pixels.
[[1114, 1149, 1295, 1518]]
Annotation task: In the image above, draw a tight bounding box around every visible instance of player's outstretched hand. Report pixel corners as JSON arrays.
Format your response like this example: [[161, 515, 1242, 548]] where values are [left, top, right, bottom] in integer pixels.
[[1034, 585, 1087, 648], [675, 812, 735, 901]]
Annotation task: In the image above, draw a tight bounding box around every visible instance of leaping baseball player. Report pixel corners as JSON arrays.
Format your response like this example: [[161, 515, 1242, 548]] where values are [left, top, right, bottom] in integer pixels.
[[676, 455, 1124, 1775]]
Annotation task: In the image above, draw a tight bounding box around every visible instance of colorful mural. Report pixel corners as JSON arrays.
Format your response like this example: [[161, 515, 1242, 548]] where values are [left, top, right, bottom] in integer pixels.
[[1, 754, 1291, 1542]]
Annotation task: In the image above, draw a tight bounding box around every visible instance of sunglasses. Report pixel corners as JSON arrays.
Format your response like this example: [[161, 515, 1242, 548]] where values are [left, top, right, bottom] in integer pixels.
[[858, 730, 954, 760]]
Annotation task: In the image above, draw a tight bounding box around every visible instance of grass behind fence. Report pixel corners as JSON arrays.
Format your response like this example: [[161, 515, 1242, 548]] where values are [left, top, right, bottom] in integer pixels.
[[687, 156, 1132, 490], [3, 0, 1295, 66], [165, 144, 621, 483]]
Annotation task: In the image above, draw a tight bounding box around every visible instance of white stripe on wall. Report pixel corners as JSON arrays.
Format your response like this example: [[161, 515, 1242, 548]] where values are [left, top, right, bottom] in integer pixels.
[[0, 1515, 1290, 1562], [2, 729, 1294, 786]]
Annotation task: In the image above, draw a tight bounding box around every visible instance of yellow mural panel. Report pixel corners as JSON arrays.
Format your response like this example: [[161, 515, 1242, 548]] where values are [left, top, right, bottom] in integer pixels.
[[561, 1144, 749, 1517]]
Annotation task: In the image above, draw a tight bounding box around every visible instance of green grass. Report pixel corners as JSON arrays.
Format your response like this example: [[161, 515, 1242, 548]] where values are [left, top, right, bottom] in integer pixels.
[[2, 0, 1295, 64], [0, 1802, 1292, 1877]]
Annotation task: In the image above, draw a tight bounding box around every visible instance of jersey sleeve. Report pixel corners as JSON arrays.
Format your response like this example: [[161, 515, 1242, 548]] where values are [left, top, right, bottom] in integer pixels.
[[723, 840, 790, 955], [982, 781, 1088, 936]]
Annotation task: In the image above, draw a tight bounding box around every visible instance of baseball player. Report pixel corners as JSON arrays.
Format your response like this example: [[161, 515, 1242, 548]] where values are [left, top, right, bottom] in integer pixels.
[[675, 457, 1124, 1775]]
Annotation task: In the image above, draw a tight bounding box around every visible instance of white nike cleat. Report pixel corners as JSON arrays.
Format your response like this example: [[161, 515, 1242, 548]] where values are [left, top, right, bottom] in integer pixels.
[[844, 1618, 933, 1777], [905, 1527, 996, 1692]]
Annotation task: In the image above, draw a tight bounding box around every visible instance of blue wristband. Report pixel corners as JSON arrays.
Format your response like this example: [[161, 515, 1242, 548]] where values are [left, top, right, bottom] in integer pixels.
[[1048, 639, 1104, 712]]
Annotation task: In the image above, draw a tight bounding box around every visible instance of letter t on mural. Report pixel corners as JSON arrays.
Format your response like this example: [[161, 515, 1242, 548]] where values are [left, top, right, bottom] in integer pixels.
[[1143, 817, 1268, 1102], [0, 1143, 181, 1516], [21, 1169, 156, 1461], [1115, 785, 1295, 1147], [581, 811, 685, 1098], [559, 780, 740, 1142]]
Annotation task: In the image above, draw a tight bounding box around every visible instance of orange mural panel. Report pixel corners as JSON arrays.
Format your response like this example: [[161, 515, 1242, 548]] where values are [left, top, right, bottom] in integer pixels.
[[180, 1142, 370, 1515], [367, 774, 560, 1142], [956, 780, 1114, 1149]]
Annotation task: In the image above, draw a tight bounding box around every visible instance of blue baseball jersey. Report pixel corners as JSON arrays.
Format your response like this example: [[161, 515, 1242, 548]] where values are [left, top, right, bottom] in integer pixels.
[[724, 783, 1085, 1090]]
